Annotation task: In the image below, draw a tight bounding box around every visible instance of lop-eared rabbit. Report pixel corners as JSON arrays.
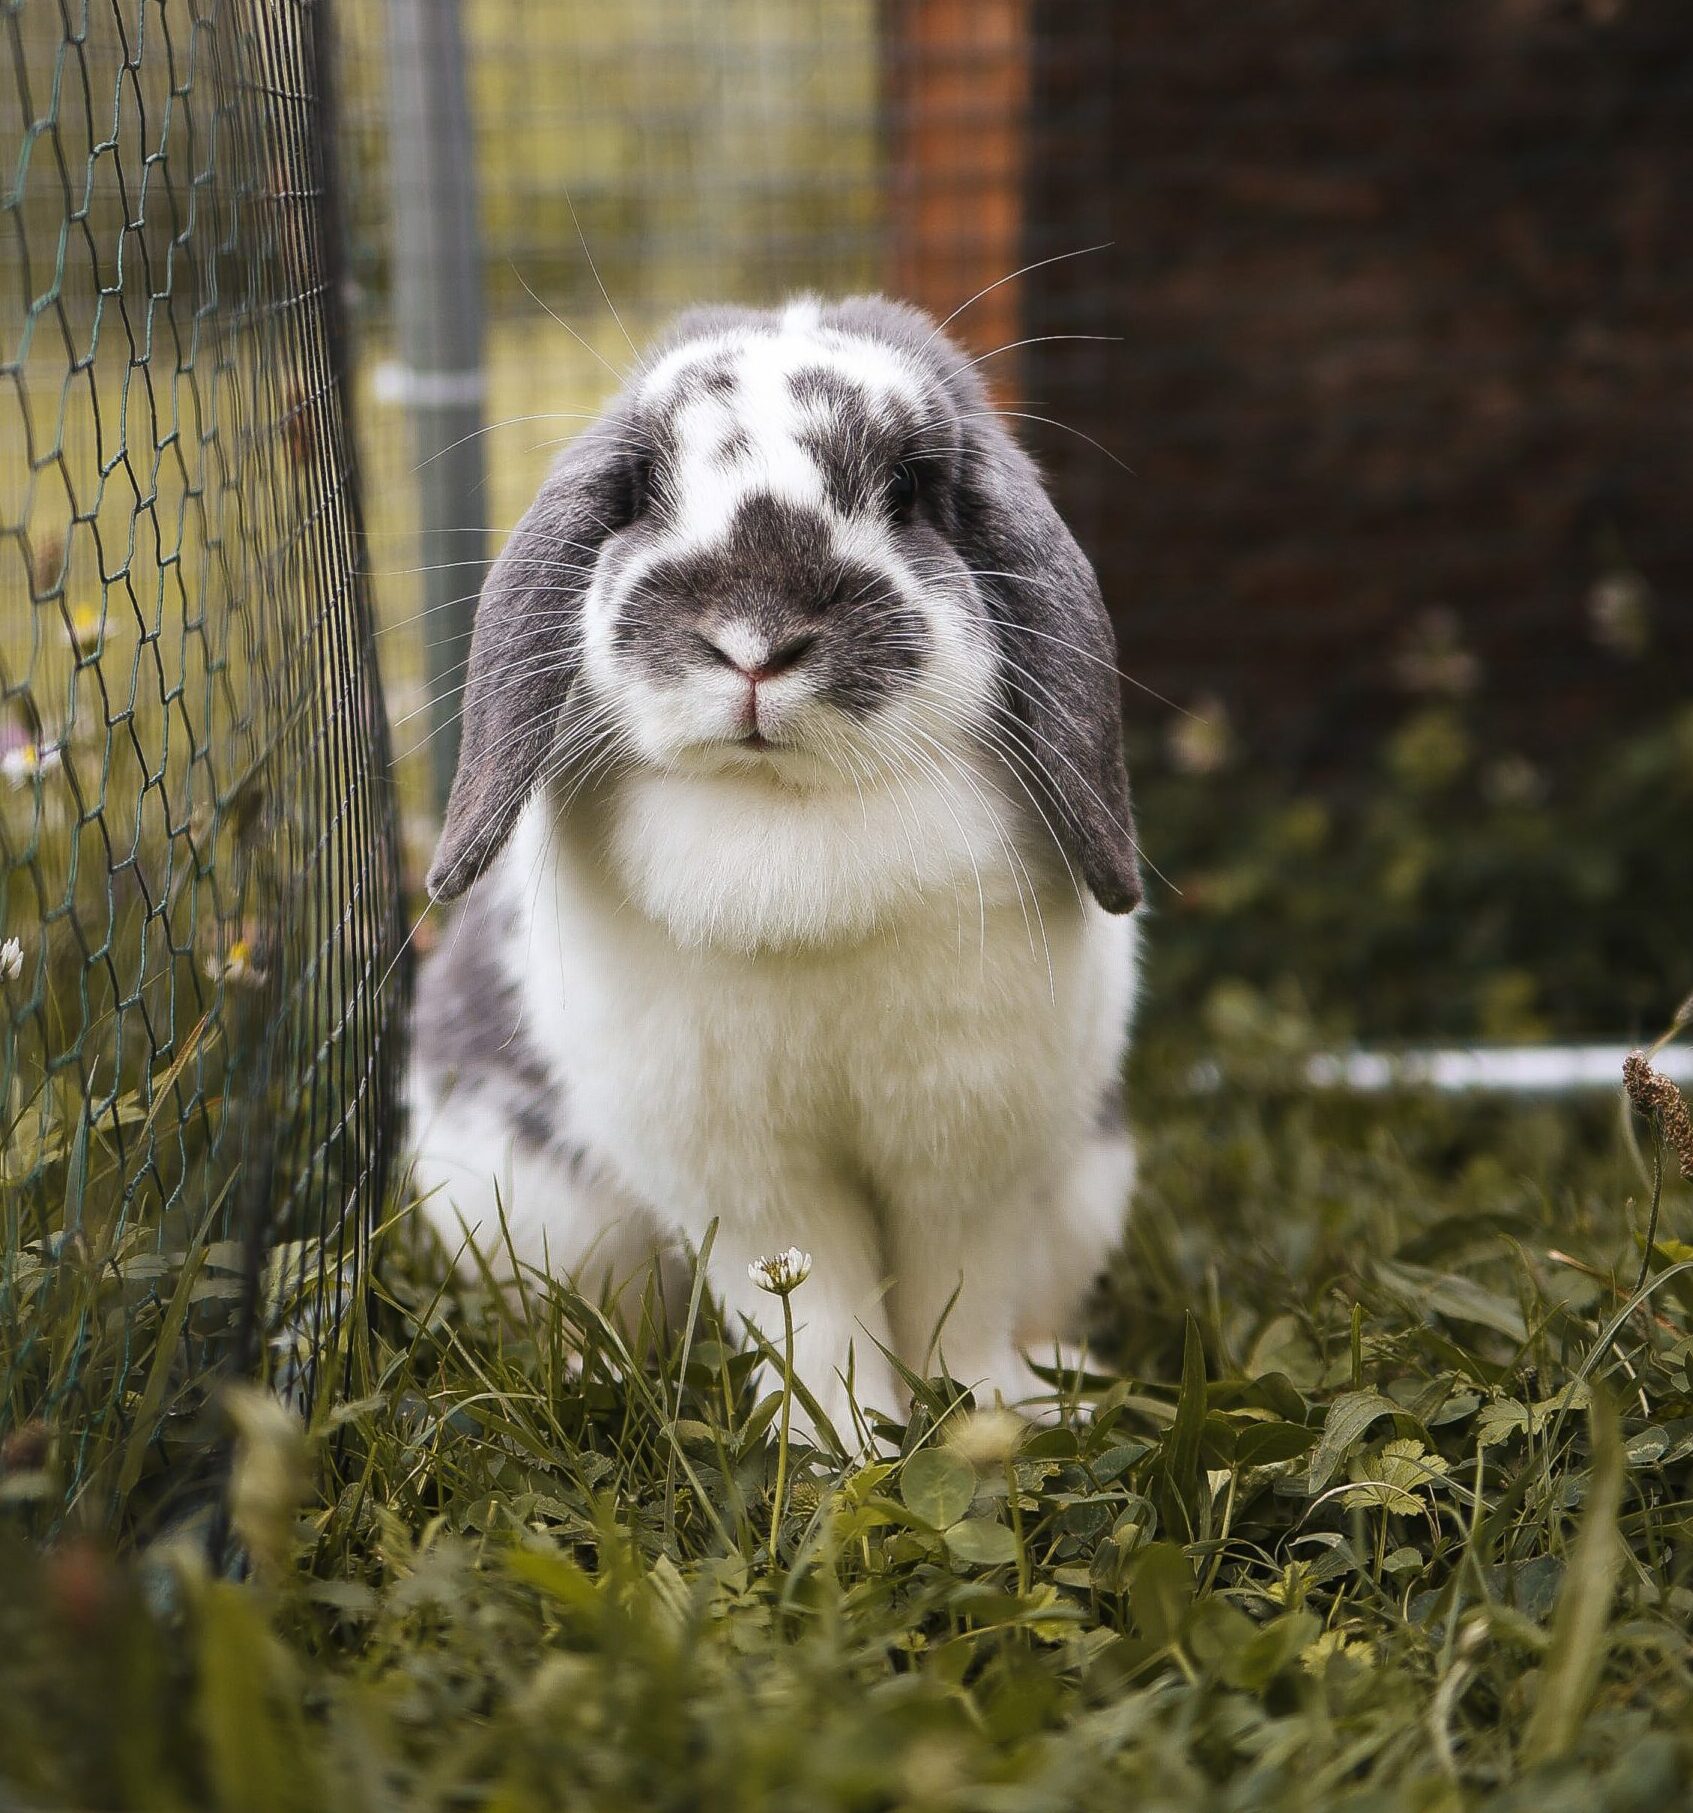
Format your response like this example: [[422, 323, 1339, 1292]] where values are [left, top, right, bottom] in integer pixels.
[[409, 296, 1141, 1435]]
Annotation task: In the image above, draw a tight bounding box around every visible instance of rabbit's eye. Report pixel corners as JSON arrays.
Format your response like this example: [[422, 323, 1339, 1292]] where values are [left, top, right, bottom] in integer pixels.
[[886, 460, 919, 522]]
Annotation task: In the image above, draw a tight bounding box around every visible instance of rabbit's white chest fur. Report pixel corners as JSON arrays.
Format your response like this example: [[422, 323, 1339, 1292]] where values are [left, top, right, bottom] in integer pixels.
[[527, 761, 1131, 1172], [411, 756, 1137, 1430]]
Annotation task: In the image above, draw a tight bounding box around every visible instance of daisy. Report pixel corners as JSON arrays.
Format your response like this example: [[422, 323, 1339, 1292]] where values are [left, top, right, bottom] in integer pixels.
[[1, 742, 61, 789]]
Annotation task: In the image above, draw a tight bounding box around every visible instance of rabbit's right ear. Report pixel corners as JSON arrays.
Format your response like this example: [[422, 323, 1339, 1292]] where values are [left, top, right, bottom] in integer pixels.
[[426, 429, 624, 901]]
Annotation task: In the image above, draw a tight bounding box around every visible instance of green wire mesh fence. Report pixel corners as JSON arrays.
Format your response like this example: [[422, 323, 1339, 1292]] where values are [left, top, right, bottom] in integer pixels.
[[1, 0, 406, 1537]]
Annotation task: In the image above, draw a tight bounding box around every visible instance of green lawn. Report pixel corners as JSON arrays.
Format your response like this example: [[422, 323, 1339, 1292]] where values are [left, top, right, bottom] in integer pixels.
[[4, 1020, 1692, 1810]]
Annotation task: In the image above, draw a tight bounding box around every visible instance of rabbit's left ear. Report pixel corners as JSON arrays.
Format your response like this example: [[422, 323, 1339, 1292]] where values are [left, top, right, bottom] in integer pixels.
[[955, 430, 1142, 914]]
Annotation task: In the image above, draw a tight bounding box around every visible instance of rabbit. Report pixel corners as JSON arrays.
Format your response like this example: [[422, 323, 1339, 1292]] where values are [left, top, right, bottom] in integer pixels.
[[406, 295, 1142, 1437]]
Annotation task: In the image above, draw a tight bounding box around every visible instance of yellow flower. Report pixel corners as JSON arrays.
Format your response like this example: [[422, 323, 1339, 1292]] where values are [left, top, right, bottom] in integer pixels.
[[204, 936, 266, 987], [67, 603, 103, 654]]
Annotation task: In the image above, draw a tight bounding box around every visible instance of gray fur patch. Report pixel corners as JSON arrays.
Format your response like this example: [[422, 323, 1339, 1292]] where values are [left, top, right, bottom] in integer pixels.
[[414, 897, 565, 1151], [613, 491, 927, 712], [788, 364, 859, 413]]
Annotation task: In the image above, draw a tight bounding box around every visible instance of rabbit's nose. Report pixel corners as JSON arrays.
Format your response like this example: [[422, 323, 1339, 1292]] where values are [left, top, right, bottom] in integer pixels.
[[696, 627, 815, 682], [747, 632, 816, 680]]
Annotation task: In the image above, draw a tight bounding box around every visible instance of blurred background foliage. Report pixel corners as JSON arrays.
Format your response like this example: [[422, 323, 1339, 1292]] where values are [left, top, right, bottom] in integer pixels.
[[1134, 683, 1692, 1052]]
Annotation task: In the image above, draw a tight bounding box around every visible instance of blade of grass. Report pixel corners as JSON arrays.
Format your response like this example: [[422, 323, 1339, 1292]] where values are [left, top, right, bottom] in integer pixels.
[[1521, 1384, 1623, 1764]]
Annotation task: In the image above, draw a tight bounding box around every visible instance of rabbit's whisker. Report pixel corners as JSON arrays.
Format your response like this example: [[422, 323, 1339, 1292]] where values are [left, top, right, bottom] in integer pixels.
[[923, 241, 1113, 347], [368, 560, 595, 591], [900, 663, 1170, 893], [897, 718, 1055, 993], [375, 588, 595, 638], [959, 333, 1123, 374], [389, 653, 584, 739], [395, 667, 598, 767], [920, 701, 1090, 917], [510, 262, 629, 386], [898, 561, 1193, 718], [851, 715, 989, 966], [890, 681, 1089, 924], [561, 183, 641, 363], [411, 411, 651, 475], [952, 407, 1135, 476]]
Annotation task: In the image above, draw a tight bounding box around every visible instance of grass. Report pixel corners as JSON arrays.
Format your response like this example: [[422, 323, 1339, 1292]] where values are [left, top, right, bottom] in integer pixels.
[[5, 1018, 1693, 1810]]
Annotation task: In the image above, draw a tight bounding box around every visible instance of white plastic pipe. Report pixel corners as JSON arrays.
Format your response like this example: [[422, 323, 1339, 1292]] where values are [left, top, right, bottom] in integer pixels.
[[1192, 1044, 1693, 1095]]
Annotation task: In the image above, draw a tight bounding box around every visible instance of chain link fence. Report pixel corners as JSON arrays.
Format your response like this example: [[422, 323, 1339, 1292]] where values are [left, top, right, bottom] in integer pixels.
[[1, 0, 406, 1535]]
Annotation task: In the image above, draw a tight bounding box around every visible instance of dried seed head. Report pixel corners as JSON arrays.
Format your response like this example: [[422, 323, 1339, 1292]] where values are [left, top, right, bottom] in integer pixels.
[[1624, 1052, 1693, 1183], [224, 1384, 311, 1577], [29, 530, 65, 597], [44, 1538, 116, 1635]]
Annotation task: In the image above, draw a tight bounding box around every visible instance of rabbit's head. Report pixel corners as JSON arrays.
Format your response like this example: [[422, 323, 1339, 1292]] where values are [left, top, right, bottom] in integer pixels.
[[427, 296, 1140, 917]]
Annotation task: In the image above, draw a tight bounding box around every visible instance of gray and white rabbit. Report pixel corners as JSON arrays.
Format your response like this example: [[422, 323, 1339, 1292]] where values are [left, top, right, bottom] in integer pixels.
[[408, 296, 1141, 1433]]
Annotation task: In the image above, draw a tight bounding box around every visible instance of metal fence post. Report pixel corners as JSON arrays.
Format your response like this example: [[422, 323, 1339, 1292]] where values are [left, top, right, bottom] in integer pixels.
[[385, 0, 486, 815]]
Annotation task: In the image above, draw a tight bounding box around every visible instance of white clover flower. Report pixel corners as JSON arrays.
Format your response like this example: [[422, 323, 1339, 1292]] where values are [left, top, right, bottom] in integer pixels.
[[748, 1246, 812, 1296], [0, 936, 22, 982], [944, 1406, 1027, 1469], [1392, 608, 1481, 697], [1587, 571, 1651, 658], [2, 742, 62, 789]]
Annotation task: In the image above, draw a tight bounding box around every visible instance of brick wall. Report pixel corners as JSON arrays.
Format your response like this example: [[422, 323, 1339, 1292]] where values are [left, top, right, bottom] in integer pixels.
[[1022, 0, 1693, 764]]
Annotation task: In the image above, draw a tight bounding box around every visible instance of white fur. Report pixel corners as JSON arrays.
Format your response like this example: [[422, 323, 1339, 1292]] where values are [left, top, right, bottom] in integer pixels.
[[414, 773, 1136, 1435], [410, 308, 1139, 1436]]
